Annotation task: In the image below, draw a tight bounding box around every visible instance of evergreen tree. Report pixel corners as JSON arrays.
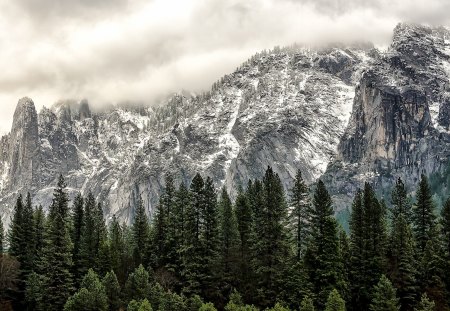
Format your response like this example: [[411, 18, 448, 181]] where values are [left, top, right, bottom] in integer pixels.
[[201, 176, 221, 301], [109, 215, 126, 283], [236, 186, 254, 300], [300, 296, 315, 311], [370, 275, 400, 311], [390, 214, 418, 311], [391, 178, 412, 222], [325, 289, 346, 311], [8, 194, 24, 259], [25, 272, 44, 311], [414, 293, 435, 311], [305, 180, 341, 308], [64, 269, 108, 311], [103, 270, 121, 311], [71, 193, 84, 285], [41, 174, 74, 310], [289, 170, 311, 260], [441, 198, 450, 301], [338, 228, 350, 304], [21, 193, 35, 277], [33, 205, 46, 271], [127, 299, 153, 311], [218, 187, 239, 292], [80, 192, 97, 277], [125, 264, 151, 303], [362, 183, 387, 299], [182, 173, 204, 296], [132, 194, 149, 267], [94, 202, 109, 275], [252, 166, 291, 307], [413, 175, 436, 255]]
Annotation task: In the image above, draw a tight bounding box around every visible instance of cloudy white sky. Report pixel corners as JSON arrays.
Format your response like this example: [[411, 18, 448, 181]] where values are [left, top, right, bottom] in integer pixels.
[[0, 0, 449, 133]]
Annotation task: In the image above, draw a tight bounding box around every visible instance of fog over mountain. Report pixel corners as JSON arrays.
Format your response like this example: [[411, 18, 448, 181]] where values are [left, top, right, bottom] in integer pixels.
[[1, 0, 450, 133]]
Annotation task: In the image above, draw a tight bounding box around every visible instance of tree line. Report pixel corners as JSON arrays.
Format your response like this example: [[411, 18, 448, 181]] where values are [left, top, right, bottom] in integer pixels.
[[0, 167, 449, 311]]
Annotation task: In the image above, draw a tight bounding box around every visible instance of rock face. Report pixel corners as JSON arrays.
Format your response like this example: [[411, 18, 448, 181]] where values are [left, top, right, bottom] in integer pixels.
[[1, 23, 450, 228], [8, 97, 40, 190], [322, 23, 450, 211]]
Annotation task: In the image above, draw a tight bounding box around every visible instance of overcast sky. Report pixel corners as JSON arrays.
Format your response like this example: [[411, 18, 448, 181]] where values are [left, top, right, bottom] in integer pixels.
[[0, 0, 449, 133]]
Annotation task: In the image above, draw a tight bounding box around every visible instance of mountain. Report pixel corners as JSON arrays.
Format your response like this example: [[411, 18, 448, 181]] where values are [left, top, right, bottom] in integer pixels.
[[1, 23, 450, 228]]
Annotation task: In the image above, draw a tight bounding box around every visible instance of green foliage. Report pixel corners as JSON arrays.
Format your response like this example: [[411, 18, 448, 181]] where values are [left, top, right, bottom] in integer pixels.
[[289, 170, 311, 260], [64, 269, 108, 311], [41, 175, 74, 311], [102, 270, 121, 311], [252, 167, 291, 307], [127, 299, 153, 311], [413, 175, 437, 255], [324, 289, 345, 311], [267, 302, 291, 311], [0, 218, 3, 254], [132, 194, 149, 267], [414, 293, 435, 311], [370, 275, 400, 311], [125, 264, 151, 302], [306, 180, 341, 307], [199, 302, 218, 311], [300, 296, 315, 311], [71, 193, 84, 286]]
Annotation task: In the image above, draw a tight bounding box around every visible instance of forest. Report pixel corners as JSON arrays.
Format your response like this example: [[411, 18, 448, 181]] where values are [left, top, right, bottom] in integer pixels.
[[0, 166, 449, 311]]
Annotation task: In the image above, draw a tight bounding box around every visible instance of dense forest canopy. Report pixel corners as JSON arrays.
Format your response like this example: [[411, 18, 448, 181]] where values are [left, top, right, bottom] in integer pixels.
[[0, 167, 449, 311]]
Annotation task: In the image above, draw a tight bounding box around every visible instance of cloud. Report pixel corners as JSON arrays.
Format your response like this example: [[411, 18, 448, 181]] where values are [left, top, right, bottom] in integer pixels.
[[0, 0, 449, 133]]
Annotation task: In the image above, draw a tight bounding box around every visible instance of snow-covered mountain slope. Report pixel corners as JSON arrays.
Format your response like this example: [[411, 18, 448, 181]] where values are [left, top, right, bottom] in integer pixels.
[[3, 23, 450, 228], [0, 42, 376, 227]]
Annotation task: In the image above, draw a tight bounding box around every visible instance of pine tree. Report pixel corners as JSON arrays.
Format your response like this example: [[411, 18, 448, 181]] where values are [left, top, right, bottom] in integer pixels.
[[125, 264, 151, 303], [370, 275, 400, 311], [252, 167, 291, 307], [338, 228, 350, 304], [103, 270, 121, 311], [289, 170, 311, 260], [300, 296, 315, 311], [441, 198, 450, 301], [362, 183, 387, 299], [41, 174, 74, 311], [201, 176, 220, 301], [33, 205, 45, 271], [94, 202, 109, 275], [218, 187, 239, 292], [236, 186, 254, 300], [305, 180, 341, 308], [8, 194, 24, 259], [64, 269, 108, 311], [391, 178, 412, 222], [182, 173, 204, 296], [80, 192, 97, 277], [108, 215, 125, 283], [414, 293, 435, 311], [325, 289, 345, 311], [21, 193, 35, 277], [413, 175, 436, 255], [71, 193, 84, 285], [132, 194, 149, 267], [390, 214, 418, 311]]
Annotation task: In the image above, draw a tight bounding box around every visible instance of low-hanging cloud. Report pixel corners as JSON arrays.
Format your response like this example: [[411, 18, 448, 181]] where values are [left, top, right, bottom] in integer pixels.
[[0, 0, 450, 133]]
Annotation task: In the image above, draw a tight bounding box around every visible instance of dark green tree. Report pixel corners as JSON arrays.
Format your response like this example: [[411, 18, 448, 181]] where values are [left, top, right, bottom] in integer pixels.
[[391, 178, 412, 222], [218, 187, 239, 293], [289, 170, 311, 260], [103, 270, 121, 311], [80, 192, 97, 277], [109, 215, 126, 284], [64, 269, 108, 311], [325, 289, 345, 311], [252, 166, 291, 307], [414, 293, 435, 311], [369, 275, 400, 311], [441, 198, 450, 301], [125, 264, 151, 303], [182, 173, 204, 296], [33, 205, 46, 271], [305, 180, 341, 308], [132, 194, 149, 267], [236, 186, 254, 300], [0, 218, 3, 254], [71, 193, 84, 285], [41, 174, 74, 311], [413, 175, 436, 255], [8, 194, 24, 259]]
